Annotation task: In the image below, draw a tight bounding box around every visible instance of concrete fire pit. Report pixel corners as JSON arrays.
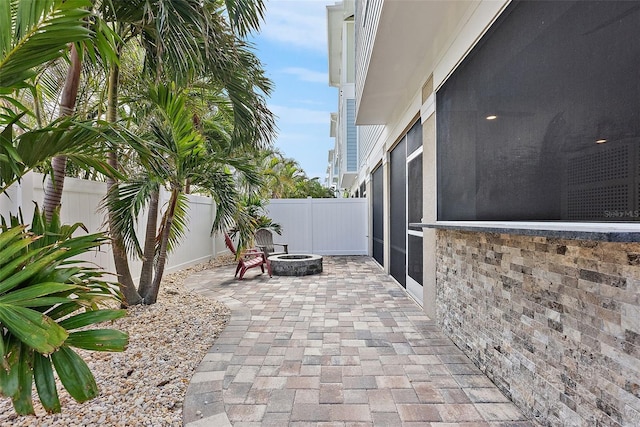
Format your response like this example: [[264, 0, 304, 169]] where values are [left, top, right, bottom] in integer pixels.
[[268, 254, 323, 276]]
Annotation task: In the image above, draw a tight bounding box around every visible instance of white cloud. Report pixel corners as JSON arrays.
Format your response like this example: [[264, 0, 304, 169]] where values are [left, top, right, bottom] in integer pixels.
[[260, 1, 332, 52], [282, 67, 328, 83], [270, 104, 331, 125]]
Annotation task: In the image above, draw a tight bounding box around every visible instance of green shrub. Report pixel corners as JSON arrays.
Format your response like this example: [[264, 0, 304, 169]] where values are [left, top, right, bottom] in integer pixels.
[[0, 207, 128, 414]]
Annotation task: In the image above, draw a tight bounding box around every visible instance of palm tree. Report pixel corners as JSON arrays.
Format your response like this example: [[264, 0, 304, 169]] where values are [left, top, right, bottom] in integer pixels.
[[0, 208, 128, 415], [299, 177, 336, 198], [42, 43, 82, 220], [95, 0, 274, 305], [42, 36, 118, 217], [0, 1, 128, 414], [0, 0, 120, 193], [106, 83, 266, 304], [254, 150, 336, 199], [257, 152, 309, 198]]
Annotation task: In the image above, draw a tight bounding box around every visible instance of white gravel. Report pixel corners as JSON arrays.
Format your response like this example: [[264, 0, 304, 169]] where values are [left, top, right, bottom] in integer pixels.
[[0, 256, 233, 427]]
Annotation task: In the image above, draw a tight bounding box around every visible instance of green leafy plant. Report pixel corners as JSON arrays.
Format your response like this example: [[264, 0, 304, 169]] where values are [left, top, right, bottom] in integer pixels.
[[0, 207, 128, 415], [223, 194, 282, 261]]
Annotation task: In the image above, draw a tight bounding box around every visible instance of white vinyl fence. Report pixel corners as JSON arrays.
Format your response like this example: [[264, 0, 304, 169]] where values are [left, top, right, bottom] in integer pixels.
[[0, 174, 369, 278], [265, 198, 368, 255], [0, 172, 222, 280]]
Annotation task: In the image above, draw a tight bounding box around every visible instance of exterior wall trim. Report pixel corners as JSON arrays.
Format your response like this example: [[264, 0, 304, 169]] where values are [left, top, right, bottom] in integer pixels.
[[420, 93, 435, 123]]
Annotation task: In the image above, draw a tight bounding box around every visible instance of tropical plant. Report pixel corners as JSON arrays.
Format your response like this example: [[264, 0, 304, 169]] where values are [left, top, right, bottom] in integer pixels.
[[0, 207, 128, 415], [0, 1, 129, 415], [266, 155, 306, 198], [0, 1, 91, 93], [95, 0, 275, 305], [1, 0, 83, 189], [42, 43, 84, 220], [227, 194, 281, 253], [298, 177, 336, 198], [257, 151, 335, 199], [1, 118, 125, 194], [104, 82, 267, 304], [0, 0, 122, 198]]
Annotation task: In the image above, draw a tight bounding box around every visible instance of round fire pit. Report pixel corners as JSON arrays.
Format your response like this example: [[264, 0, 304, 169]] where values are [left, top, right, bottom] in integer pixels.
[[268, 254, 323, 276]]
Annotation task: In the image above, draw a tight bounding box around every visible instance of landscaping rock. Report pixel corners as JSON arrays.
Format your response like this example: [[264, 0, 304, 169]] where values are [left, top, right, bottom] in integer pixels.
[[0, 256, 234, 427]]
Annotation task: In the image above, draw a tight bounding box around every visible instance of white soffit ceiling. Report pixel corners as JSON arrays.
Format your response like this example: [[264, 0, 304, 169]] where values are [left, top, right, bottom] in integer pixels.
[[357, 0, 475, 125]]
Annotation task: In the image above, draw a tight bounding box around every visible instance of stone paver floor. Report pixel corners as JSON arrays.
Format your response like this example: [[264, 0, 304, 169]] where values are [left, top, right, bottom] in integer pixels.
[[183, 256, 534, 426]]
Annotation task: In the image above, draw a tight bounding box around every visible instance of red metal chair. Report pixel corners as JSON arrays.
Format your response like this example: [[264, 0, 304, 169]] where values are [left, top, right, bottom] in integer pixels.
[[224, 233, 272, 280]]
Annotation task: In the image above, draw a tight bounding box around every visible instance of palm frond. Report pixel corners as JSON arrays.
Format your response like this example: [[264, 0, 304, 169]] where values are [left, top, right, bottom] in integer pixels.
[[101, 176, 159, 258], [0, 118, 128, 193], [0, 0, 93, 91], [206, 169, 240, 234], [0, 208, 128, 414], [163, 192, 189, 254], [219, 0, 265, 37]]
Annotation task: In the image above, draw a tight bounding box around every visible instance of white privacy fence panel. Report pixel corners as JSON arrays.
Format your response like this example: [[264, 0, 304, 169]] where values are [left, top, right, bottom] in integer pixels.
[[0, 173, 223, 279], [40, 176, 120, 275], [161, 193, 218, 271], [0, 173, 370, 277], [265, 198, 368, 255], [263, 200, 313, 253]]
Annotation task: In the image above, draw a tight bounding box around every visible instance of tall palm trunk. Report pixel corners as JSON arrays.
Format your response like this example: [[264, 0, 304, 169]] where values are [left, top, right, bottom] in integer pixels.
[[142, 186, 179, 304], [43, 44, 81, 220], [137, 189, 159, 297], [106, 52, 142, 306]]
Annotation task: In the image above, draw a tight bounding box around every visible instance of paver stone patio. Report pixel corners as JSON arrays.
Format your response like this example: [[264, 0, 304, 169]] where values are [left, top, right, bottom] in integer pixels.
[[183, 256, 535, 426]]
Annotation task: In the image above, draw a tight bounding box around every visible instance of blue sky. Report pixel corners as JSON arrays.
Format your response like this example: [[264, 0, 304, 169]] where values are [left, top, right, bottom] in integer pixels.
[[250, 0, 337, 181]]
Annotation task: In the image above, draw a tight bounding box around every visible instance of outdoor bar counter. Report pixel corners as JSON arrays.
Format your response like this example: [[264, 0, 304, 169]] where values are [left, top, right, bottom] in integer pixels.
[[411, 221, 640, 242]]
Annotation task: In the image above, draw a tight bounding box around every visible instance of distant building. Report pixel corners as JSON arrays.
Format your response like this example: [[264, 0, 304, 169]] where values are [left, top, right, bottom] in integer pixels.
[[327, 1, 358, 197]]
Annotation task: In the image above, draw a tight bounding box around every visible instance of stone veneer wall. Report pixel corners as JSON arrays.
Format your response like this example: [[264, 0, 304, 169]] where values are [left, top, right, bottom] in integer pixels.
[[436, 230, 640, 426]]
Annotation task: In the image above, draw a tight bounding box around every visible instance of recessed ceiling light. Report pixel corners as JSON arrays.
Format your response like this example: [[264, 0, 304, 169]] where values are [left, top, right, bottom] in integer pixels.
[[486, 115, 497, 120], [596, 139, 607, 144]]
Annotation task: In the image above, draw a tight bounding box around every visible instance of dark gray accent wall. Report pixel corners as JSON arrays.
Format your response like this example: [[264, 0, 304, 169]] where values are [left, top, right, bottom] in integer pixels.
[[437, 0, 640, 222], [390, 139, 406, 287]]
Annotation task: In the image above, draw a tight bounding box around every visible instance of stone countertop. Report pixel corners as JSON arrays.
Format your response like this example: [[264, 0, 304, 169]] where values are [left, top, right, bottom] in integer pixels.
[[411, 221, 640, 242]]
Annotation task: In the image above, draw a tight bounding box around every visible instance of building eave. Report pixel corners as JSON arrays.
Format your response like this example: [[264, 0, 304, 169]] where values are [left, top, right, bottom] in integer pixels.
[[340, 172, 357, 190], [356, 0, 476, 125]]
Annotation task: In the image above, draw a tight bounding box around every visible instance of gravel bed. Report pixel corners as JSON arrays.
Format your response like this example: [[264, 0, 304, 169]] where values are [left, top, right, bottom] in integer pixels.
[[0, 256, 234, 427]]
